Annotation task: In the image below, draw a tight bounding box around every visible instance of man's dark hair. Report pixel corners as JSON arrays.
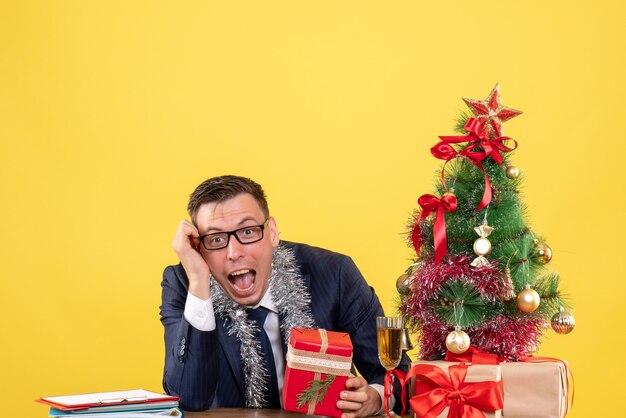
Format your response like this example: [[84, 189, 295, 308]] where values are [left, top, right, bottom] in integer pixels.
[[187, 175, 270, 224]]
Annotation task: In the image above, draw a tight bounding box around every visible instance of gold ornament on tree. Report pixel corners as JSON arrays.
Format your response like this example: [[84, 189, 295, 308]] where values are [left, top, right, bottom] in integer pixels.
[[401, 328, 414, 351], [396, 273, 411, 295], [534, 239, 553, 264], [471, 220, 495, 267], [551, 306, 575, 334], [517, 284, 540, 313], [505, 162, 520, 179], [396, 262, 420, 295], [445, 302, 470, 354], [502, 267, 517, 301], [463, 83, 523, 138], [445, 328, 471, 354]]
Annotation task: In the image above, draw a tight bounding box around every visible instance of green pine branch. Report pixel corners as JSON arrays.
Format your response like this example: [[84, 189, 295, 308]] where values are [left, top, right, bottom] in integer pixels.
[[533, 272, 570, 315], [454, 112, 473, 134], [296, 374, 336, 409], [435, 280, 487, 327]]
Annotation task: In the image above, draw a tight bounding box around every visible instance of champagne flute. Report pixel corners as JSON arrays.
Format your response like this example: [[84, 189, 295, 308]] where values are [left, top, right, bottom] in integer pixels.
[[377, 316, 403, 417]]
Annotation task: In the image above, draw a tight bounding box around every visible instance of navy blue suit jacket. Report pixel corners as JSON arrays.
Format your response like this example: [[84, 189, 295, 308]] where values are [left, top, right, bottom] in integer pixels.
[[160, 241, 410, 411]]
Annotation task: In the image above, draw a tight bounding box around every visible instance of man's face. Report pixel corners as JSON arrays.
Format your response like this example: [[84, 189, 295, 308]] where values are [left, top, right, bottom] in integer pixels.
[[196, 193, 279, 306]]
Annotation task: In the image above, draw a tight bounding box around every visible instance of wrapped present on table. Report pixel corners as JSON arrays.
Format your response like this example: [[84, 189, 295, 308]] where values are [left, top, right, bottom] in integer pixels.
[[407, 360, 503, 418], [501, 359, 571, 418], [282, 328, 353, 418], [444, 348, 573, 418]]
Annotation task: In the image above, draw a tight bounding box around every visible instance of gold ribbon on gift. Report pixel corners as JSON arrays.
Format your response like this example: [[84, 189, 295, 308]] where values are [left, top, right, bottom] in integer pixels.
[[518, 356, 574, 416], [287, 329, 353, 376], [289, 329, 352, 415]]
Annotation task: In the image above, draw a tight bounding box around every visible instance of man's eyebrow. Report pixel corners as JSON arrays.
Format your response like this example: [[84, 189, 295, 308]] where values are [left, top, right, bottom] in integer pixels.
[[202, 216, 260, 234]]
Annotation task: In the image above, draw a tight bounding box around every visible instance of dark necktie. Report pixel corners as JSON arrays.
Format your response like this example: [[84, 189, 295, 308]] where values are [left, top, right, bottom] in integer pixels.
[[246, 306, 281, 408]]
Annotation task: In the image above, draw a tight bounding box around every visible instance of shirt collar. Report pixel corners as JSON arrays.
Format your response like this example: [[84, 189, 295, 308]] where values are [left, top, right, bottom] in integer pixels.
[[250, 283, 277, 314]]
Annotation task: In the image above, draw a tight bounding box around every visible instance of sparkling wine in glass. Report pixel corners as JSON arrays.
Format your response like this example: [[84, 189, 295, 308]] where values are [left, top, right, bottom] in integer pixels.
[[377, 316, 403, 417], [377, 316, 404, 370]]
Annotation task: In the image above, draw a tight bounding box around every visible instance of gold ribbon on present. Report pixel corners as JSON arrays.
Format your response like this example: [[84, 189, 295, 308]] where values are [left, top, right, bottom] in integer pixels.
[[289, 329, 352, 415], [518, 356, 574, 416]]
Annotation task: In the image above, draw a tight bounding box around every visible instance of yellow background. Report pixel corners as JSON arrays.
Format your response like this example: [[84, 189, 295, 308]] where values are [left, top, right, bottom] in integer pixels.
[[1, 1, 624, 416]]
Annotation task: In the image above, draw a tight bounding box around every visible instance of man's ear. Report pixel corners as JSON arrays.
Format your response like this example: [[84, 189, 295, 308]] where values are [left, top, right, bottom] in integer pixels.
[[268, 216, 280, 247]]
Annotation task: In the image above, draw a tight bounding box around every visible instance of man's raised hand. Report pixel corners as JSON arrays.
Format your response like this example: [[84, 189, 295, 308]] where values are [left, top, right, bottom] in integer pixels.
[[172, 219, 211, 300]]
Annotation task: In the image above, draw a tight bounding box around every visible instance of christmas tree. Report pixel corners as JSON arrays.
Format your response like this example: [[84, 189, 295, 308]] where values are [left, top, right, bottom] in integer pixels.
[[399, 84, 575, 361]]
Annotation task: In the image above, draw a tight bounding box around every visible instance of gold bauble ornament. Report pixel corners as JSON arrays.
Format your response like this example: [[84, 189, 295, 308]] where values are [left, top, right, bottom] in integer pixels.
[[445, 329, 471, 354], [517, 284, 540, 313], [551, 306, 575, 334], [535, 242, 553, 264], [505, 164, 520, 179], [396, 273, 411, 295]]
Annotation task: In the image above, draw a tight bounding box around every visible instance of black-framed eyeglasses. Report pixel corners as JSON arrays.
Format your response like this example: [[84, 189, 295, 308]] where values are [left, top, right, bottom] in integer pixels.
[[199, 219, 269, 250]]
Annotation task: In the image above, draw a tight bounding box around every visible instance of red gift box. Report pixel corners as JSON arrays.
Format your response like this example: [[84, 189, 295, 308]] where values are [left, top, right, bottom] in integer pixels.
[[282, 328, 353, 417]]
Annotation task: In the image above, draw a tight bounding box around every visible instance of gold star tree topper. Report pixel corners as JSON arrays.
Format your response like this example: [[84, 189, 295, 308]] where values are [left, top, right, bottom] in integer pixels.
[[463, 84, 523, 138]]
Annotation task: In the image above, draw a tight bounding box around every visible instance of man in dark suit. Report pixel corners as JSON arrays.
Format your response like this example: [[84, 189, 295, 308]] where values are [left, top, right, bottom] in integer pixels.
[[161, 175, 409, 417]]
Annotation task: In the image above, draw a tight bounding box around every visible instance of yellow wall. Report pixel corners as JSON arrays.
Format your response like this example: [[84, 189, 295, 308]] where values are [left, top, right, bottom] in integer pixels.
[[1, 1, 623, 416]]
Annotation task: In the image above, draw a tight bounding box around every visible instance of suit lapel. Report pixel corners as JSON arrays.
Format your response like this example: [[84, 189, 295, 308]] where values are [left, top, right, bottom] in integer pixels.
[[217, 316, 245, 395]]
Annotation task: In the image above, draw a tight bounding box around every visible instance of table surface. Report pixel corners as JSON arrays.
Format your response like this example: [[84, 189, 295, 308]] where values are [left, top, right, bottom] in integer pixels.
[[184, 409, 388, 417], [184, 409, 328, 417]]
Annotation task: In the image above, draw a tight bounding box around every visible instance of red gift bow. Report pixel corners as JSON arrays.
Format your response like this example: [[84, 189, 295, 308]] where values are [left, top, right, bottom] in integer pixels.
[[445, 347, 504, 365], [411, 192, 458, 264], [430, 118, 518, 212], [383, 369, 407, 418], [444, 351, 574, 416], [406, 363, 503, 418]]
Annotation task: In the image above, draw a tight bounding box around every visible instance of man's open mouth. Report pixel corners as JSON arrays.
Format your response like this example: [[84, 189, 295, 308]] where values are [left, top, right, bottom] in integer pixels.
[[228, 268, 256, 292]]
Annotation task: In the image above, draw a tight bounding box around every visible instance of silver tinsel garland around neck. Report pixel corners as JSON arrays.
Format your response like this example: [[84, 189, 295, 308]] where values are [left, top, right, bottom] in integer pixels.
[[211, 245, 316, 408]]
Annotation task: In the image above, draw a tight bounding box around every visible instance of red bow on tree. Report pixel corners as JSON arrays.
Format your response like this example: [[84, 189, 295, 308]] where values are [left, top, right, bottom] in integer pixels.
[[430, 118, 518, 211], [411, 192, 457, 264], [406, 363, 504, 418]]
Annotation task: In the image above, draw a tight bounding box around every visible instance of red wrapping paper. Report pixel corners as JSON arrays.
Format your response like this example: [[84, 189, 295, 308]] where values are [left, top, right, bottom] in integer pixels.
[[282, 328, 353, 417]]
